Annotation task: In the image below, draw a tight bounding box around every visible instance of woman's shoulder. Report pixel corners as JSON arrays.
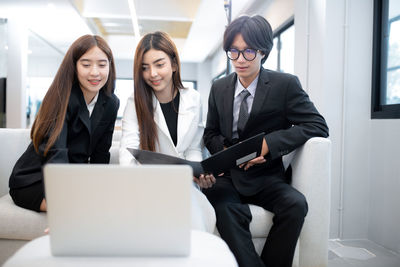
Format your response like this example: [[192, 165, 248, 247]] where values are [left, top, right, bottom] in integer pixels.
[[180, 87, 200, 100], [179, 88, 202, 113], [66, 85, 85, 117], [125, 92, 135, 107], [108, 92, 120, 107]]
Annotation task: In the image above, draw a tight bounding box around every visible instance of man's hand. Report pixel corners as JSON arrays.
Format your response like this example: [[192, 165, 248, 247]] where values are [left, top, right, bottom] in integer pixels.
[[240, 138, 269, 171], [194, 174, 216, 189]]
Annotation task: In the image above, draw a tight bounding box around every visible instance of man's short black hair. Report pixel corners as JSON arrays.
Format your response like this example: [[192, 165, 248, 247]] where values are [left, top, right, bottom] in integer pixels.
[[223, 15, 273, 64]]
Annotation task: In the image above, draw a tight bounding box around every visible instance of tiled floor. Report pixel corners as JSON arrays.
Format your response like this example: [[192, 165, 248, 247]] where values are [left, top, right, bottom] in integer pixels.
[[328, 239, 400, 267]]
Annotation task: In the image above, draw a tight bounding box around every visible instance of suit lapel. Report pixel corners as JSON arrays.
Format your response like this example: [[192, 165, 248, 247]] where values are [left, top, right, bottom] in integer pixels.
[[78, 108, 90, 133], [90, 90, 106, 133], [245, 68, 271, 129], [224, 73, 237, 140], [176, 89, 195, 149], [71, 85, 91, 133], [152, 94, 174, 144]]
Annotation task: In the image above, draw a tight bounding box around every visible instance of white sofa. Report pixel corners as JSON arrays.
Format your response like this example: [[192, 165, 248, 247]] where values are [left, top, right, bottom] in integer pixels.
[[0, 128, 331, 267]]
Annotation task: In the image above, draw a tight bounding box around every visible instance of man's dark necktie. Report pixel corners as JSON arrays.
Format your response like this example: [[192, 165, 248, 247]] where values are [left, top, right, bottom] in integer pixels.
[[237, 90, 251, 136]]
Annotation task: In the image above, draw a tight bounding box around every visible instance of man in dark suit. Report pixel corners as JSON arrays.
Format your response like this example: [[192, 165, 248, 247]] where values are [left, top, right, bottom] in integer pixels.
[[203, 15, 329, 267]]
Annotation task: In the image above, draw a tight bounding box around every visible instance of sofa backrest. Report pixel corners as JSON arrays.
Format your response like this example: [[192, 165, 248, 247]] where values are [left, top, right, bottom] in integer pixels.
[[0, 129, 122, 197]]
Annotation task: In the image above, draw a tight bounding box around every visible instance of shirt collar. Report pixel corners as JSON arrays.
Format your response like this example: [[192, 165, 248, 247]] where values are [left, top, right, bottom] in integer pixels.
[[87, 92, 99, 110], [234, 74, 259, 98]]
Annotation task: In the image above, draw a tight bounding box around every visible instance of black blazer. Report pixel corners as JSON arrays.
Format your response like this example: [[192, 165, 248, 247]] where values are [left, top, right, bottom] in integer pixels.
[[204, 68, 329, 196], [9, 84, 120, 189]]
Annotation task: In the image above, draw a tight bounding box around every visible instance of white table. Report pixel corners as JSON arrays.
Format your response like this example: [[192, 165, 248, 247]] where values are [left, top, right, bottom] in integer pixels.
[[4, 230, 238, 267]]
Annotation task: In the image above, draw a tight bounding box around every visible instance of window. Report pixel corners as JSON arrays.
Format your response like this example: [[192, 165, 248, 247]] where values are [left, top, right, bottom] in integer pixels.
[[264, 38, 278, 71], [27, 30, 64, 127], [26, 77, 53, 127], [372, 0, 400, 118], [263, 18, 294, 74]]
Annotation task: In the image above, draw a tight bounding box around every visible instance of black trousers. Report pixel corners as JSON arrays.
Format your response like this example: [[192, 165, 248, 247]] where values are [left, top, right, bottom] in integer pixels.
[[203, 176, 308, 267]]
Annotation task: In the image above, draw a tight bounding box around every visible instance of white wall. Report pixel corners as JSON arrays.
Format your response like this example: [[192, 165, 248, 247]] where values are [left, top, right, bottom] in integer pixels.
[[295, 0, 373, 240], [295, 0, 400, 254], [261, 0, 293, 30], [181, 62, 198, 81], [369, 121, 400, 253], [199, 48, 226, 117], [6, 18, 27, 128], [0, 20, 7, 77], [338, 0, 373, 240], [28, 56, 61, 77], [114, 59, 133, 79], [320, 0, 347, 240], [196, 60, 212, 121]]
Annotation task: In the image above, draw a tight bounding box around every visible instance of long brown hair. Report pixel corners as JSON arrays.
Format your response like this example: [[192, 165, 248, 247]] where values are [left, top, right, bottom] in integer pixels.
[[133, 31, 184, 151], [31, 35, 116, 156]]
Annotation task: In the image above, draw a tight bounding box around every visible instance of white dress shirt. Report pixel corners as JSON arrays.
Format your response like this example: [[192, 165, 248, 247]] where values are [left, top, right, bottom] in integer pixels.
[[232, 75, 259, 138], [86, 92, 99, 117]]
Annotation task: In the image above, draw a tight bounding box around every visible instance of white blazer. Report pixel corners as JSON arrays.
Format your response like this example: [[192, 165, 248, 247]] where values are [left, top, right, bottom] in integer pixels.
[[119, 88, 216, 234], [119, 87, 204, 165]]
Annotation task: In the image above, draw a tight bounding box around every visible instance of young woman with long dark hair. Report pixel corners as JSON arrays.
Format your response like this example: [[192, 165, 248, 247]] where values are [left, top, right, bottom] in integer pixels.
[[9, 35, 120, 212], [119, 31, 216, 232]]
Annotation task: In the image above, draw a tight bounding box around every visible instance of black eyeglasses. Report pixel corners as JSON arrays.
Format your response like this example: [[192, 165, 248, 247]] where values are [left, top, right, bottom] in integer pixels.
[[226, 48, 258, 61]]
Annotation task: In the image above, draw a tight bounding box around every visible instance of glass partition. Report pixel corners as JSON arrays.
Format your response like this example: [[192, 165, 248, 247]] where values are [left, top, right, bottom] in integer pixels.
[[26, 31, 63, 127]]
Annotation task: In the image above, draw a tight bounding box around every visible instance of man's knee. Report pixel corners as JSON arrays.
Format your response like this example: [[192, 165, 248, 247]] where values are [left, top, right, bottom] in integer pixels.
[[288, 193, 308, 221]]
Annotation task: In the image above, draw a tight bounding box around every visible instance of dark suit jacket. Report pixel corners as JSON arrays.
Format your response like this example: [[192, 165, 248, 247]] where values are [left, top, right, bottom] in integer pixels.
[[9, 84, 120, 189], [204, 68, 329, 196]]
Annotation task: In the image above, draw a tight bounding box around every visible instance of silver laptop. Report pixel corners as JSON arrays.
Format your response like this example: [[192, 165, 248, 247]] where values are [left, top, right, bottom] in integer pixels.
[[43, 164, 192, 257]]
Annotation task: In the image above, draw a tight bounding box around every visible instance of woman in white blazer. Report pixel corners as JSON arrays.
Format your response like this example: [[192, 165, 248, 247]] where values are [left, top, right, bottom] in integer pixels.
[[120, 88, 203, 162], [119, 31, 216, 233]]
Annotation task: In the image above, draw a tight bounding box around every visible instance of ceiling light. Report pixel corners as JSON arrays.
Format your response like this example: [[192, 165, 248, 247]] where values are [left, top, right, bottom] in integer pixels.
[[127, 0, 140, 41], [102, 22, 121, 27]]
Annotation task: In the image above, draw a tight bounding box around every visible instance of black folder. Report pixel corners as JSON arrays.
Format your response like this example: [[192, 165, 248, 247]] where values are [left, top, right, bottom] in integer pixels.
[[127, 132, 265, 177]]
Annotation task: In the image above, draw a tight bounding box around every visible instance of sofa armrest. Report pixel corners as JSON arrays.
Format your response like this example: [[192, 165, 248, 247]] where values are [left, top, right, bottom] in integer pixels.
[[109, 130, 121, 164], [291, 137, 331, 267], [0, 129, 31, 197]]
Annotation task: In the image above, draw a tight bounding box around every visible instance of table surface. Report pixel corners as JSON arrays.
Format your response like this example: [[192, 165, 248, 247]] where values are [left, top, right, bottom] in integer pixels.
[[4, 230, 238, 267]]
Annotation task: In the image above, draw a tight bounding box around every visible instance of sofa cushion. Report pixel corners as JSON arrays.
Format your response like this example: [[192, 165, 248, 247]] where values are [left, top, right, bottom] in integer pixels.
[[213, 204, 273, 239], [249, 205, 274, 238], [0, 194, 47, 240]]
